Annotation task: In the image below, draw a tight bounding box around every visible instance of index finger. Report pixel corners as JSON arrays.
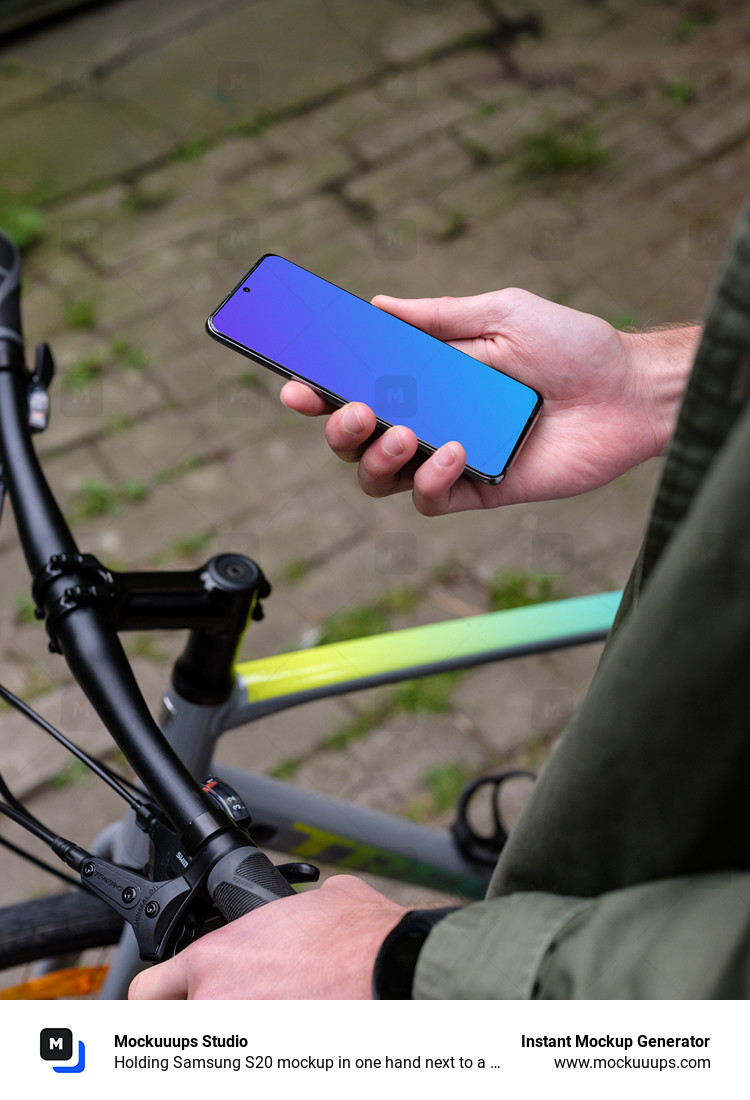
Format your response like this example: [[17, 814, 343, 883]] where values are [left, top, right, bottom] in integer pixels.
[[280, 379, 336, 417], [129, 956, 189, 1000]]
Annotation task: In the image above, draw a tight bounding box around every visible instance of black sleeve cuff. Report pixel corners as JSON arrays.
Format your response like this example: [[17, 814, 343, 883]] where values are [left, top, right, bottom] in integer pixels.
[[372, 908, 459, 999]]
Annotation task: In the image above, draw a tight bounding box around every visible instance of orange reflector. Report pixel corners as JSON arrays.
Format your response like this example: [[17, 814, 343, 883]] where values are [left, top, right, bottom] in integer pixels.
[[0, 965, 108, 999]]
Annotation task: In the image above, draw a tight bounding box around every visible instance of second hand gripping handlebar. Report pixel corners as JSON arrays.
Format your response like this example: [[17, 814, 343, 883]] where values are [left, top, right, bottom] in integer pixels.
[[0, 232, 302, 958]]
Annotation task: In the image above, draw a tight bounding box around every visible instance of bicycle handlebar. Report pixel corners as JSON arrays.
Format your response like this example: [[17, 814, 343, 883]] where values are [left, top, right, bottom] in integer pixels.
[[0, 233, 23, 352], [0, 359, 212, 831], [0, 231, 297, 939]]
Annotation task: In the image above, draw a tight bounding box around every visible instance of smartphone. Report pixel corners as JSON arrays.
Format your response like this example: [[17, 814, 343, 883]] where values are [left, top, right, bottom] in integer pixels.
[[206, 255, 542, 484]]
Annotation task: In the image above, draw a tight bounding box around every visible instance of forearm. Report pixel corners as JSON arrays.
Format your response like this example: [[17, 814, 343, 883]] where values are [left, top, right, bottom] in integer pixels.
[[622, 324, 702, 457]]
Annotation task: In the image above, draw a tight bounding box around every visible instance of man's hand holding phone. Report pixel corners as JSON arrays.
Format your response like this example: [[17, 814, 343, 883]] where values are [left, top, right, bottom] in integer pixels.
[[208, 256, 542, 486], [282, 289, 699, 516]]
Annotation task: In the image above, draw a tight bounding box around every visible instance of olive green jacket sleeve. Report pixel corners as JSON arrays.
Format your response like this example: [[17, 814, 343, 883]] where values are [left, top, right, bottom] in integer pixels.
[[414, 204, 750, 1000], [414, 872, 750, 998]]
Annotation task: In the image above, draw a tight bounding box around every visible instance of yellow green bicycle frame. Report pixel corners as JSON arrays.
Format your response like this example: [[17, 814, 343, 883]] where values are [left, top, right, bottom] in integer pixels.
[[234, 591, 622, 715]]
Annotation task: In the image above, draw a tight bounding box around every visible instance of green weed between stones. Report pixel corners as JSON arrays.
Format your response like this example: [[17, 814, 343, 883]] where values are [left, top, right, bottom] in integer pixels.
[[70, 478, 148, 520], [14, 593, 37, 624], [514, 121, 609, 180], [151, 529, 214, 564], [111, 336, 147, 368], [488, 570, 564, 611], [407, 761, 473, 822], [439, 208, 469, 241], [63, 297, 98, 330], [318, 587, 421, 645], [61, 352, 105, 390], [0, 204, 44, 251], [321, 671, 466, 758], [664, 78, 696, 107]]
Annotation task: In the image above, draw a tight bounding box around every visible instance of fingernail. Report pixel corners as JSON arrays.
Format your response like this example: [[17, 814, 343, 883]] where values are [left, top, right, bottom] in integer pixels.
[[435, 443, 457, 469], [342, 405, 364, 435], [382, 428, 405, 457]]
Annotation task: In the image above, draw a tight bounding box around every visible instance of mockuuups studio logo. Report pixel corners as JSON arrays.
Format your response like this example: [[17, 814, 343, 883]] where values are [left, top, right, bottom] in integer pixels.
[[40, 1028, 86, 1074]]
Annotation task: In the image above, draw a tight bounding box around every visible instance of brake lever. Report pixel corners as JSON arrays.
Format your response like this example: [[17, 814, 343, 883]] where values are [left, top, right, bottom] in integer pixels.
[[54, 841, 320, 962], [55, 843, 213, 961]]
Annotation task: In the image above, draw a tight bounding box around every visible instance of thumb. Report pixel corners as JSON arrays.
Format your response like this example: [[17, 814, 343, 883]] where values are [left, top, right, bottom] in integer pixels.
[[371, 291, 510, 341]]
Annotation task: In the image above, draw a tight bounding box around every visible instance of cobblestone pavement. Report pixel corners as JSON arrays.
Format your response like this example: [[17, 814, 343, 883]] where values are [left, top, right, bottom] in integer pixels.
[[1, 0, 749, 907]]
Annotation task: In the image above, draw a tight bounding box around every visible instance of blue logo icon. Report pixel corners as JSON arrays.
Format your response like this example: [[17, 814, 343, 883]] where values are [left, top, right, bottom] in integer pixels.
[[40, 1028, 86, 1074]]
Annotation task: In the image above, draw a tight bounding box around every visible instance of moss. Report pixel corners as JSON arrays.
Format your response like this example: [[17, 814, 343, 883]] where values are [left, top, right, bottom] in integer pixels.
[[488, 570, 563, 611], [70, 477, 149, 519], [0, 205, 44, 251], [111, 336, 147, 368], [152, 529, 214, 564], [268, 757, 301, 781], [170, 135, 213, 162], [318, 587, 421, 644], [439, 208, 469, 241], [14, 593, 37, 624], [515, 122, 609, 180], [392, 670, 465, 714], [63, 298, 97, 330], [61, 352, 105, 391]]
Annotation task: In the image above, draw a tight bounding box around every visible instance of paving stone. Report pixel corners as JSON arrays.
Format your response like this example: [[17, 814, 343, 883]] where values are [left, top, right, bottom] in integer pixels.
[[59, 183, 254, 276], [94, 399, 274, 485], [0, 684, 118, 798], [0, 59, 56, 111], [0, 95, 171, 204], [292, 712, 486, 820], [246, 193, 368, 264], [344, 134, 474, 213], [14, 275, 69, 348], [130, 315, 237, 407], [555, 200, 725, 323], [103, 0, 415, 142], [508, 1, 686, 99], [2, 0, 227, 82], [213, 695, 354, 778], [29, 180, 129, 262], [284, 66, 476, 165], [452, 644, 603, 761], [23, 243, 102, 328], [456, 83, 593, 164], [670, 69, 750, 159], [431, 48, 522, 107], [41, 363, 164, 456], [220, 143, 354, 213], [378, 1, 490, 64], [61, 433, 308, 570]]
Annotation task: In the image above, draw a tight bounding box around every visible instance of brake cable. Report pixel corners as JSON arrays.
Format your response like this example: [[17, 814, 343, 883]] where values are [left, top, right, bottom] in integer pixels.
[[0, 679, 165, 890], [0, 831, 78, 886], [0, 681, 149, 811]]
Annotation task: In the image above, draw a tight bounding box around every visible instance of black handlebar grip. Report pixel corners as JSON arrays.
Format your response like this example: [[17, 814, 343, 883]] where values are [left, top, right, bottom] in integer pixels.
[[0, 232, 23, 350], [207, 847, 296, 922]]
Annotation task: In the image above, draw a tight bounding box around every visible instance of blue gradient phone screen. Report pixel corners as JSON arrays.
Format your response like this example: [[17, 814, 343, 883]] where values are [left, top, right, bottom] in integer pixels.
[[211, 255, 541, 479]]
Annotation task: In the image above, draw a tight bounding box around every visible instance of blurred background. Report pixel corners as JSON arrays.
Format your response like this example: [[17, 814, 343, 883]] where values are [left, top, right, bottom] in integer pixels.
[[1, 0, 748, 905]]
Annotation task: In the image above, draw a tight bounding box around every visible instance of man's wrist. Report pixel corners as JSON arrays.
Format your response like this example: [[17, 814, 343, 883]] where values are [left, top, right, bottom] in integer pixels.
[[622, 324, 702, 457], [372, 908, 459, 999]]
